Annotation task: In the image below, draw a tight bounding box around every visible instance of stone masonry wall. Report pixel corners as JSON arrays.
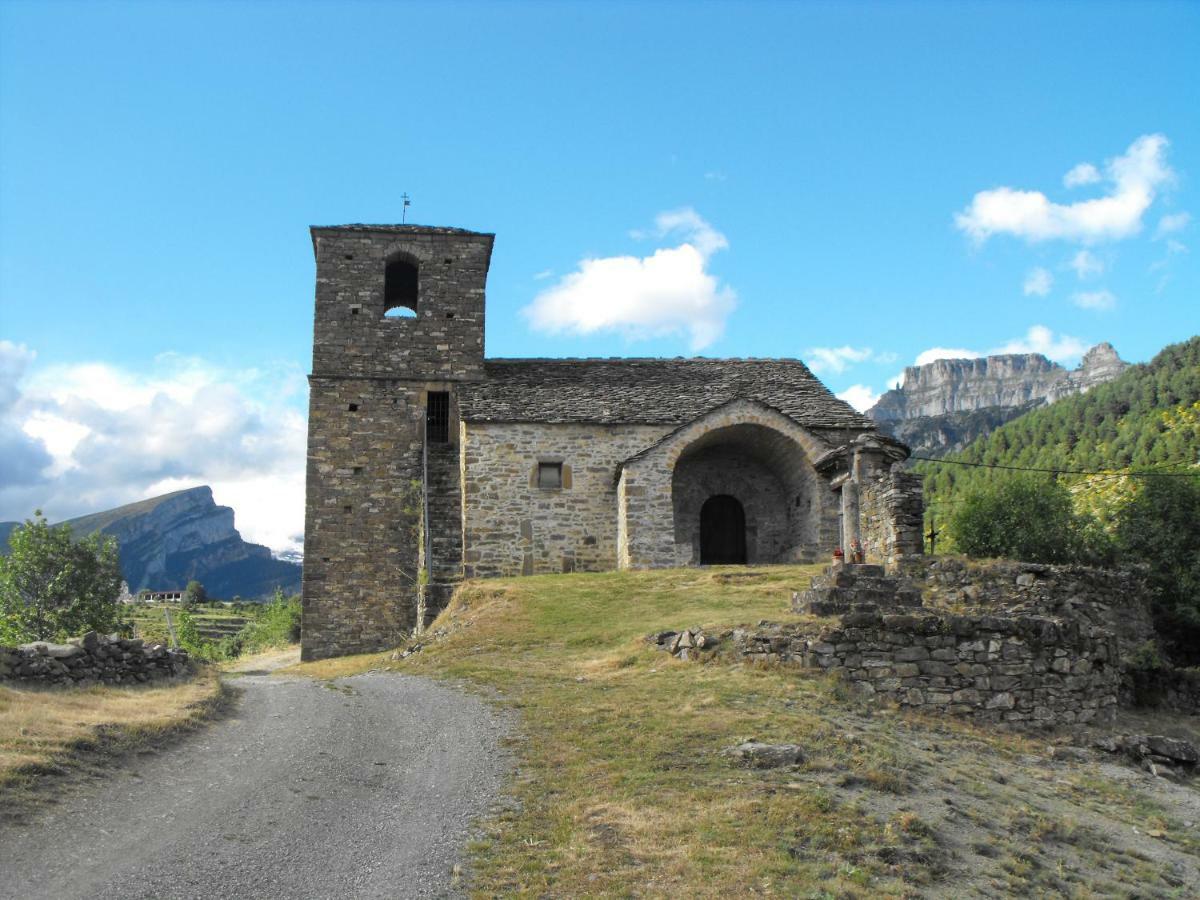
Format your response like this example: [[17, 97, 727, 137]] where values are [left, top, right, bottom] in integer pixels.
[[859, 467, 924, 565], [1, 632, 191, 687], [461, 421, 667, 578], [310, 226, 493, 381], [731, 610, 1120, 726], [303, 377, 427, 660], [898, 556, 1157, 657]]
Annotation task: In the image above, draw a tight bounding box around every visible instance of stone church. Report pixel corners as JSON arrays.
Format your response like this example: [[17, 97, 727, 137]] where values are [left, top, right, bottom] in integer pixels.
[[301, 225, 923, 660]]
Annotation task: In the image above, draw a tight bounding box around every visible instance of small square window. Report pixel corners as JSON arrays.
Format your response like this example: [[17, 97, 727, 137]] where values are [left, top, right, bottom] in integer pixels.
[[348, 403, 359, 412], [537, 462, 563, 490]]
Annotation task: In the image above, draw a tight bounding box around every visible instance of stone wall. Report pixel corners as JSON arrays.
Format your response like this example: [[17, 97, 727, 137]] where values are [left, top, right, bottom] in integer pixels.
[[309, 226, 493, 381], [898, 556, 1157, 657], [460, 421, 667, 578], [730, 610, 1120, 725], [859, 467, 924, 565], [303, 226, 495, 661], [0, 632, 191, 687]]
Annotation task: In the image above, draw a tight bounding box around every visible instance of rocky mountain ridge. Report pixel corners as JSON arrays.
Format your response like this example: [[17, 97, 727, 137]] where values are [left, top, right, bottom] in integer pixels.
[[0, 486, 300, 600], [867, 343, 1128, 457]]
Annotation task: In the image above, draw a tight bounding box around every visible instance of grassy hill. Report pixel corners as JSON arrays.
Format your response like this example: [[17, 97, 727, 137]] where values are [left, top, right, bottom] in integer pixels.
[[293, 567, 1200, 897], [918, 335, 1200, 516]]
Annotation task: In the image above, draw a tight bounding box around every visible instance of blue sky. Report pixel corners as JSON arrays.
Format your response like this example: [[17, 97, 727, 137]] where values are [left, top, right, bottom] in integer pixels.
[[1, 1, 1197, 553]]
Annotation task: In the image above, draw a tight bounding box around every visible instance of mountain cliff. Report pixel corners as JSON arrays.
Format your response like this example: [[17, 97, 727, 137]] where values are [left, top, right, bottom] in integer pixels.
[[867, 343, 1127, 456], [0, 487, 300, 600]]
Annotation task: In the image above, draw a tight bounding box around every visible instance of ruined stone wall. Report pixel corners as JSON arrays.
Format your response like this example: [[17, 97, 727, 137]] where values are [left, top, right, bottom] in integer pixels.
[[898, 556, 1157, 657], [0, 632, 191, 687], [731, 610, 1120, 726], [460, 421, 667, 578], [859, 467, 924, 565]]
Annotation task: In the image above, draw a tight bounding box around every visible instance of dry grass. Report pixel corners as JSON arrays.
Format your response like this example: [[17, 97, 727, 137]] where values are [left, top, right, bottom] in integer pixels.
[[0, 667, 227, 792], [287, 565, 1200, 897]]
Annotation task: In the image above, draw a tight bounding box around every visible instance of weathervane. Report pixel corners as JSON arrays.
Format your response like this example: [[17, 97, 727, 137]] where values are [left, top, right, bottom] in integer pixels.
[[401, 192, 411, 224]]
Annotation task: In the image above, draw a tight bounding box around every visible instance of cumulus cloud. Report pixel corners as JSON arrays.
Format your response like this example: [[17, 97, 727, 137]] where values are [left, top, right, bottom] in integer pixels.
[[1069, 250, 1105, 279], [912, 326, 1089, 368], [914, 347, 980, 366], [990, 325, 1089, 362], [805, 346, 873, 375], [1072, 289, 1117, 311], [1156, 212, 1191, 237], [0, 352, 307, 556], [836, 385, 881, 412], [1063, 162, 1102, 188], [955, 134, 1175, 244], [1023, 267, 1053, 296], [523, 208, 736, 350]]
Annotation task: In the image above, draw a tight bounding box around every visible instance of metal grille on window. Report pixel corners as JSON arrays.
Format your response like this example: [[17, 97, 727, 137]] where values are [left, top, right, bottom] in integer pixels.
[[538, 462, 562, 489], [426, 392, 450, 443]]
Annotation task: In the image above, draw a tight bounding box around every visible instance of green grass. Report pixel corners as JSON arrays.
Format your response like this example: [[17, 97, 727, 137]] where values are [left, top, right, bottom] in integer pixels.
[[291, 565, 1200, 898]]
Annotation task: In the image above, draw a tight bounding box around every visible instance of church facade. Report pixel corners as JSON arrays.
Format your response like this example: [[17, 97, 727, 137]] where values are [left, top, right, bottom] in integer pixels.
[[301, 225, 923, 660]]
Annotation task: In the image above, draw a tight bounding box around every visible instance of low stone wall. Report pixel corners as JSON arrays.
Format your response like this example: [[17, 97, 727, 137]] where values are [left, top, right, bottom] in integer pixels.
[[0, 632, 191, 688], [810, 609, 1120, 725], [899, 556, 1156, 656], [730, 609, 1120, 726]]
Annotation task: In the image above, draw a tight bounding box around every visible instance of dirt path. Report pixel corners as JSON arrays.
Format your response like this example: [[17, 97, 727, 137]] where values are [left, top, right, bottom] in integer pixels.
[[0, 671, 510, 899]]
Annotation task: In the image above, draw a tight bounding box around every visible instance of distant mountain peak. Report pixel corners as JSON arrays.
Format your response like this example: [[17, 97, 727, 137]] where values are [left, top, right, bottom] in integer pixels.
[[3, 486, 300, 600], [867, 342, 1129, 458]]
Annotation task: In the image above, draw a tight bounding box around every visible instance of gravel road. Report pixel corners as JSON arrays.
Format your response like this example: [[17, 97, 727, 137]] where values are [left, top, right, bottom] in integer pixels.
[[0, 671, 511, 899]]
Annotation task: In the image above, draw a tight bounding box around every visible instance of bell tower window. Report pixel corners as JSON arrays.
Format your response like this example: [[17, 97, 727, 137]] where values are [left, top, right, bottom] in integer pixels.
[[384, 254, 419, 317]]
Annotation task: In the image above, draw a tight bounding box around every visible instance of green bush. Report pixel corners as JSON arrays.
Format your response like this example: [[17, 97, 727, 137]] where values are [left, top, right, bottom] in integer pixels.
[[173, 609, 230, 661], [0, 512, 127, 643], [947, 475, 1096, 564], [1113, 477, 1200, 664], [239, 588, 302, 653]]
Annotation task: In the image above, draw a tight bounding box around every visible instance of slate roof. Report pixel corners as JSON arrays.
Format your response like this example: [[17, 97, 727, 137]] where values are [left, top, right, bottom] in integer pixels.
[[457, 358, 874, 429]]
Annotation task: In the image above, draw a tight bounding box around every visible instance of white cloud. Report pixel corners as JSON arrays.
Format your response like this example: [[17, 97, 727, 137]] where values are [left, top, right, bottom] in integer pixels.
[[955, 134, 1175, 244], [1072, 289, 1117, 311], [704, 171, 727, 182], [1063, 162, 1102, 188], [1156, 212, 1191, 238], [0, 353, 307, 555], [836, 385, 881, 412], [1069, 250, 1105, 279], [911, 326, 1089, 368], [1023, 267, 1053, 296], [990, 325, 1089, 362], [532, 268, 554, 281], [914, 347, 980, 366], [524, 208, 736, 350], [806, 346, 874, 375]]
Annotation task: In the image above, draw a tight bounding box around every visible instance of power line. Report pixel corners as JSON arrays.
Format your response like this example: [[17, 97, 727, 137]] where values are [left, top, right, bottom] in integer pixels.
[[910, 455, 1200, 478]]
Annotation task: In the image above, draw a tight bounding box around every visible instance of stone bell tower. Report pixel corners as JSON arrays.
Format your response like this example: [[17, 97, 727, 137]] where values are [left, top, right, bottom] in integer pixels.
[[301, 225, 495, 661]]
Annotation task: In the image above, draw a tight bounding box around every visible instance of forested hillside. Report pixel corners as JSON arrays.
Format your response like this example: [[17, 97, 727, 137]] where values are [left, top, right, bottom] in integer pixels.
[[919, 336, 1200, 511]]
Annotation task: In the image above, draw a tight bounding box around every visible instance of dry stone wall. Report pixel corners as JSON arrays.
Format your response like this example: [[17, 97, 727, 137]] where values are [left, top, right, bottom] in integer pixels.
[[899, 556, 1158, 656], [0, 632, 191, 687]]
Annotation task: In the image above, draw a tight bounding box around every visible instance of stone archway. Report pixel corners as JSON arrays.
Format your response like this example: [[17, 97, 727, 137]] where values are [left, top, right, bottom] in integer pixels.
[[616, 399, 844, 570]]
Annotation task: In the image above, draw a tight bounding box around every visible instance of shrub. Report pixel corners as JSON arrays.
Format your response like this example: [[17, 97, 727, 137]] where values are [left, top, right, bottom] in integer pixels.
[[1114, 477, 1200, 664], [239, 588, 302, 653], [0, 512, 127, 643], [947, 475, 1094, 564]]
